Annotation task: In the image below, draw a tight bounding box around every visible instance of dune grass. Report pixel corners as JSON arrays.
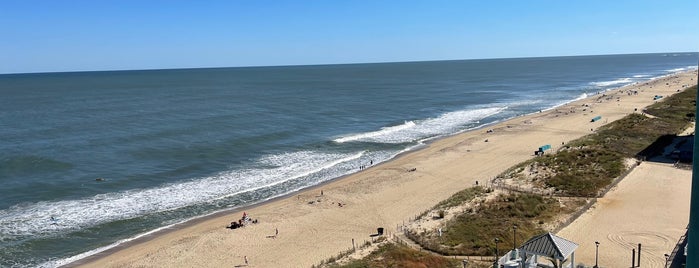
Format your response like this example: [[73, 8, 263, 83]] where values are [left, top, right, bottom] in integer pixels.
[[408, 193, 567, 256], [535, 85, 696, 196], [434, 186, 486, 210], [572, 85, 696, 158], [326, 243, 463, 268]]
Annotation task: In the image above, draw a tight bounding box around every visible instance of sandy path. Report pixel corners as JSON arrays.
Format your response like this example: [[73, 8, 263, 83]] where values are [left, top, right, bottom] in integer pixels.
[[69, 70, 697, 268]]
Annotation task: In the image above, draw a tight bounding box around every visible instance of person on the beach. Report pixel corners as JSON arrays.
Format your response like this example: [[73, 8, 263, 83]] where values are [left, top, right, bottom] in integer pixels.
[[244, 255, 248, 265], [275, 228, 278, 236]]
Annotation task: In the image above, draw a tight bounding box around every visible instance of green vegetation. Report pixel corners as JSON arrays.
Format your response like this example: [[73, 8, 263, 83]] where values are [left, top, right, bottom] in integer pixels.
[[537, 148, 623, 196], [434, 186, 485, 210], [409, 193, 568, 256], [572, 85, 696, 158], [326, 243, 463, 268], [645, 85, 697, 122], [527, 85, 697, 196], [573, 113, 678, 158]]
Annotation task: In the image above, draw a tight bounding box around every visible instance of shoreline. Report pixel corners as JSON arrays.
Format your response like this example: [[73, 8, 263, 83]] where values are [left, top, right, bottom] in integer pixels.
[[64, 70, 697, 268]]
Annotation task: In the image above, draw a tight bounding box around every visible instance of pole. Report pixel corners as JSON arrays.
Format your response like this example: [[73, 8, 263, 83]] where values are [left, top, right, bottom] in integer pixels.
[[632, 249, 636, 267], [594, 241, 600, 268], [513, 225, 517, 250], [637, 243, 641, 267], [687, 61, 699, 268], [494, 238, 500, 266]]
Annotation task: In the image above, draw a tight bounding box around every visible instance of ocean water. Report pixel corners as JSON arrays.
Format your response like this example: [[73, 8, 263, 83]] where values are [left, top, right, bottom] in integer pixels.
[[0, 53, 697, 267]]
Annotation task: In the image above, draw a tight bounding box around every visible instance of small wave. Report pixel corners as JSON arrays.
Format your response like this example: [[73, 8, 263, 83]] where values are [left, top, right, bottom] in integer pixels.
[[333, 107, 507, 144], [501, 99, 545, 107], [589, 78, 633, 87], [0, 151, 362, 242], [542, 93, 589, 112], [334, 121, 416, 143], [576, 92, 589, 100], [665, 67, 686, 73], [212, 150, 365, 200], [632, 74, 651, 78]]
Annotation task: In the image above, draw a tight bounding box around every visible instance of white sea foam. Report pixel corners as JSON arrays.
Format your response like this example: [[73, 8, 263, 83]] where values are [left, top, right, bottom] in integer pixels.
[[574, 92, 589, 102], [0, 151, 363, 242], [633, 74, 651, 78], [334, 121, 417, 143], [665, 67, 687, 73], [31, 150, 369, 267], [333, 107, 506, 144], [589, 78, 633, 87]]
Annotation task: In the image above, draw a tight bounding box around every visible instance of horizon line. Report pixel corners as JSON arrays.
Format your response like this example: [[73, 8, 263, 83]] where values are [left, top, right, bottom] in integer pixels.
[[2, 51, 697, 76]]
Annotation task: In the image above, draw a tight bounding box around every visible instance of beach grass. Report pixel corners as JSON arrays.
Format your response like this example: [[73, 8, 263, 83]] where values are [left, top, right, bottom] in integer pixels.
[[536, 148, 623, 197], [573, 85, 696, 158], [645, 85, 697, 122], [407, 193, 569, 256], [506, 85, 697, 197], [434, 186, 486, 210], [325, 243, 463, 268]]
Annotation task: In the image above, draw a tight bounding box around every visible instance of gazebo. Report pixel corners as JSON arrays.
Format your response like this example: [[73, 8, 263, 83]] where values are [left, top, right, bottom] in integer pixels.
[[518, 232, 578, 268]]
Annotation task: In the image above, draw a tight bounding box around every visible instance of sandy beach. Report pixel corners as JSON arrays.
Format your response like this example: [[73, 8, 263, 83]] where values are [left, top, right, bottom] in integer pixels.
[[69, 70, 697, 268]]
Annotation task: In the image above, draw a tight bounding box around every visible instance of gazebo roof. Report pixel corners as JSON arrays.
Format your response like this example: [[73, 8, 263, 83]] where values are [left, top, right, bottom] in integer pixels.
[[519, 232, 578, 259]]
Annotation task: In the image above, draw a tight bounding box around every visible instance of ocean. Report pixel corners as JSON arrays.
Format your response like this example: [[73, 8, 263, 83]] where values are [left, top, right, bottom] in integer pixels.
[[0, 53, 697, 267]]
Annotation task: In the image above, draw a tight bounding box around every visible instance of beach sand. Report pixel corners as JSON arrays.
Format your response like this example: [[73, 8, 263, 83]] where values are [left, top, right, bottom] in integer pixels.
[[69, 70, 697, 268], [557, 162, 691, 268]]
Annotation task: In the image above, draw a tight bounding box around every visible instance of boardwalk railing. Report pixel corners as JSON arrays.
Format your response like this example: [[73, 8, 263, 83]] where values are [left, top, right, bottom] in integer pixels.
[[667, 227, 688, 268]]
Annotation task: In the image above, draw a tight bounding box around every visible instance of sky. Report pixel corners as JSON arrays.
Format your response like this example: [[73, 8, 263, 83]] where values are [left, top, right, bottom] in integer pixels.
[[1, 0, 697, 74]]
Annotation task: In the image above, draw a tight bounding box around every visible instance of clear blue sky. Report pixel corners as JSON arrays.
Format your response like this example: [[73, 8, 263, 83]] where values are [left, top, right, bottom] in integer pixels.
[[2, 0, 697, 74]]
